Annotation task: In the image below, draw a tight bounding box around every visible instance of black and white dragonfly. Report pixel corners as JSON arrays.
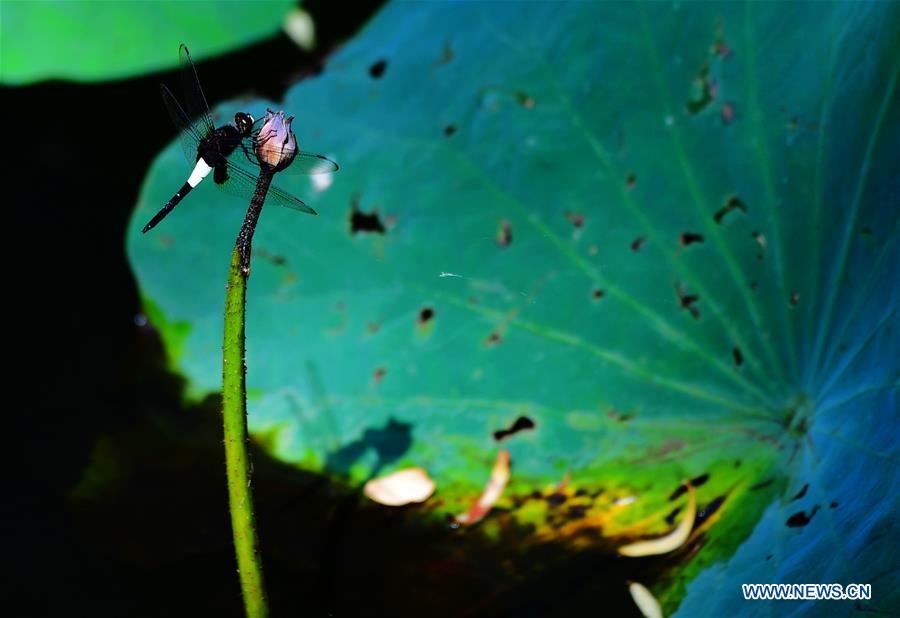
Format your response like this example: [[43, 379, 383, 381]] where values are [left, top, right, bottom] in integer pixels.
[[141, 44, 338, 234]]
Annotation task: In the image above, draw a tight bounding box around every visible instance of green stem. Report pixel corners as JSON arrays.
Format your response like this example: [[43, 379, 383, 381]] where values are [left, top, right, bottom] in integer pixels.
[[222, 169, 274, 618]]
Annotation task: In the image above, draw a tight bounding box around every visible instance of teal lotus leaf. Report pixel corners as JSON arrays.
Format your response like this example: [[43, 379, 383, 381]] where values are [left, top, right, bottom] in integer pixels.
[[127, 1, 899, 614]]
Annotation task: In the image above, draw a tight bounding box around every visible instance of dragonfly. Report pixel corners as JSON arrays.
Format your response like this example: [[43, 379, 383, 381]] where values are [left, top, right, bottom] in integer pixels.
[[141, 44, 338, 234]]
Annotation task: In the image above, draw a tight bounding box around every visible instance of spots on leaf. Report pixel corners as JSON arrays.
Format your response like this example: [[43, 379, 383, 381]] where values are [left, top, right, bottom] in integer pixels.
[[680, 232, 704, 246], [607, 409, 635, 422], [367, 322, 380, 335], [721, 102, 735, 124], [786, 506, 819, 528], [372, 366, 387, 385], [484, 331, 502, 347], [516, 91, 535, 108], [565, 211, 585, 228], [350, 194, 386, 235], [592, 288, 605, 301], [714, 195, 747, 224], [443, 124, 456, 137], [631, 236, 647, 252], [496, 219, 513, 247], [733, 346, 743, 367], [369, 59, 387, 78], [830, 501, 839, 509], [493, 415, 536, 441], [750, 281, 759, 291], [626, 173, 637, 189], [789, 292, 800, 307], [253, 247, 287, 266], [752, 230, 767, 259], [435, 41, 454, 66]]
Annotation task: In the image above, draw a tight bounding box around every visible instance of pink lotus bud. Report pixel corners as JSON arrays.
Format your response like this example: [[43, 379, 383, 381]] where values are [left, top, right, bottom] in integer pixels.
[[255, 108, 297, 171]]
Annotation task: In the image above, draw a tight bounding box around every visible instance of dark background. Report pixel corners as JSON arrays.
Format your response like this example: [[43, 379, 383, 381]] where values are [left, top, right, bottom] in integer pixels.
[[6, 2, 655, 615]]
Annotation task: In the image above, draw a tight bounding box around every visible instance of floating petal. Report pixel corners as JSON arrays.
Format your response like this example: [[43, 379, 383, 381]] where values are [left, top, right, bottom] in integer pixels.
[[363, 467, 435, 506], [455, 450, 510, 525], [628, 581, 664, 618], [619, 483, 695, 557]]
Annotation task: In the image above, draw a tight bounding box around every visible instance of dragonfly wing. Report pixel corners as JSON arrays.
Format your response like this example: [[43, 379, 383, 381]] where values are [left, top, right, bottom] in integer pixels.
[[223, 162, 317, 215], [160, 83, 203, 163], [276, 151, 339, 176], [178, 44, 216, 137]]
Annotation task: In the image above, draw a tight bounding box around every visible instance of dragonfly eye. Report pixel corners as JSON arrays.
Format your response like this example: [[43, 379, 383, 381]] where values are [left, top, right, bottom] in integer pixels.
[[234, 112, 254, 136]]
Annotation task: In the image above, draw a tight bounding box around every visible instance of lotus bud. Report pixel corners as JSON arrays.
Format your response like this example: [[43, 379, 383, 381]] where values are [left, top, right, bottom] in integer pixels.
[[255, 108, 297, 172]]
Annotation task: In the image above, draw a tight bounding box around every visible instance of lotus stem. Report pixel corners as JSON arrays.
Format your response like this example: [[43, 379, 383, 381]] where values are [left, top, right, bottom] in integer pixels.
[[222, 169, 274, 618]]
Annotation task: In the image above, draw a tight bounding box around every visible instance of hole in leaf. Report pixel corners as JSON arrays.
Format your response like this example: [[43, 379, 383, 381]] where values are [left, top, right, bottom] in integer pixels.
[[696, 496, 726, 525], [418, 307, 435, 325], [369, 59, 387, 78], [786, 506, 819, 528], [565, 211, 585, 228], [750, 478, 774, 491], [680, 232, 704, 246], [444, 124, 457, 137], [350, 195, 386, 235], [631, 236, 647, 252], [691, 473, 710, 487], [733, 346, 743, 367], [546, 492, 567, 506], [665, 505, 683, 525], [790, 483, 809, 502], [496, 219, 513, 247], [676, 284, 701, 319], [714, 196, 747, 224], [493, 415, 536, 441]]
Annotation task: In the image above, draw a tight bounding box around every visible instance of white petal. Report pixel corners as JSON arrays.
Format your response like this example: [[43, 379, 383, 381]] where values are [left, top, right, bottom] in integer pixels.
[[363, 467, 435, 506], [618, 483, 696, 557], [628, 581, 664, 618]]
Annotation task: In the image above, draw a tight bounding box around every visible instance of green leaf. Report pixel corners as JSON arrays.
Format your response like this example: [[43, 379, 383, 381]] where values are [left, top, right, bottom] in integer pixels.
[[128, 1, 899, 613], [0, 0, 295, 84]]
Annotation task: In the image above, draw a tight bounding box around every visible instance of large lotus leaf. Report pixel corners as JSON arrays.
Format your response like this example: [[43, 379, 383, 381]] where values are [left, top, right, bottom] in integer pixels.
[[127, 1, 899, 614], [0, 0, 295, 84]]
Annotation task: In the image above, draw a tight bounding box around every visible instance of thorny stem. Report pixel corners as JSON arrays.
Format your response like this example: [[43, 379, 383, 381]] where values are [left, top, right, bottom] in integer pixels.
[[222, 168, 274, 618]]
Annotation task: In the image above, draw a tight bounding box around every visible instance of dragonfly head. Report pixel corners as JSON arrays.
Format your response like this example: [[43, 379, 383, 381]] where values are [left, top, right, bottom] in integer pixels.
[[234, 112, 255, 137]]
